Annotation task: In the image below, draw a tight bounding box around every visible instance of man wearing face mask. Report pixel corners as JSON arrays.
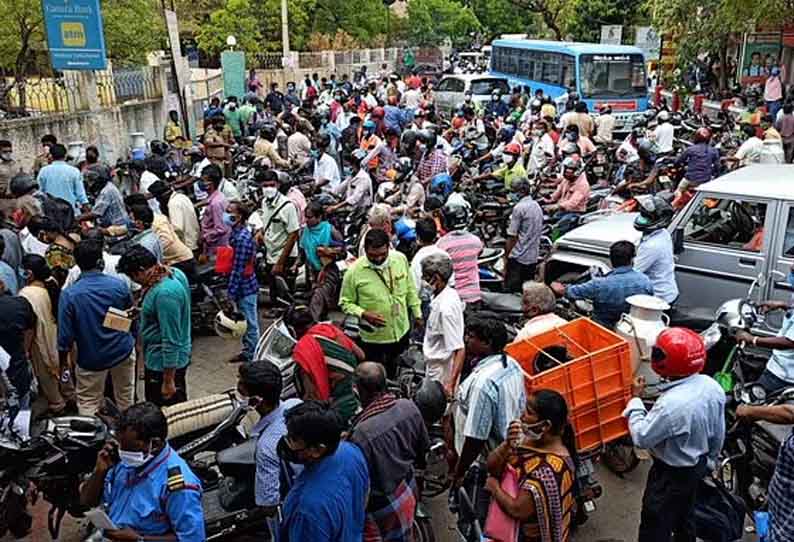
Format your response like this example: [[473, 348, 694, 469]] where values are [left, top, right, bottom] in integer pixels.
[[253, 169, 299, 285], [541, 155, 590, 235], [527, 120, 556, 174], [278, 400, 370, 542], [79, 402, 205, 542], [472, 142, 526, 190], [128, 205, 163, 263], [503, 176, 543, 292], [77, 169, 128, 230], [226, 201, 260, 364], [421, 253, 465, 395], [199, 164, 230, 257], [328, 148, 373, 215], [118, 246, 191, 406], [340, 229, 422, 379], [485, 90, 509, 119], [557, 124, 595, 159], [237, 361, 302, 521]]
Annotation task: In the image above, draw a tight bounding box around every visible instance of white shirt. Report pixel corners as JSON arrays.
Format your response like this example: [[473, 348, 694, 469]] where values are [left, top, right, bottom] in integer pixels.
[[529, 134, 555, 173], [735, 136, 764, 166], [20, 228, 48, 256], [653, 122, 675, 153], [423, 285, 465, 386], [314, 153, 341, 191], [410, 244, 454, 291], [219, 178, 240, 202], [404, 89, 423, 109], [64, 251, 136, 291], [139, 171, 162, 214], [167, 192, 200, 251]]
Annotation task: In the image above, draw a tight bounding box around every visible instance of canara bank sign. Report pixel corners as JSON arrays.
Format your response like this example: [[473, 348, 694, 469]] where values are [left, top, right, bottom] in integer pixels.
[[42, 0, 107, 70]]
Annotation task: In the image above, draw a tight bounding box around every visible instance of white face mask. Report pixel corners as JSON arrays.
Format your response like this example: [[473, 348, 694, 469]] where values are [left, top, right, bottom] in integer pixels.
[[262, 186, 278, 200], [119, 443, 153, 468], [369, 256, 389, 270], [502, 154, 515, 165]]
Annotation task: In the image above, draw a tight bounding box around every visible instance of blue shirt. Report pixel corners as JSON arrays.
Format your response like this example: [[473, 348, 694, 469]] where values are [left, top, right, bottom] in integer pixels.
[[635, 229, 679, 304], [281, 442, 369, 542], [0, 260, 18, 295], [383, 105, 413, 131], [36, 160, 88, 211], [92, 182, 129, 227], [767, 310, 794, 383], [565, 266, 653, 329], [623, 374, 726, 467], [675, 143, 720, 185], [769, 432, 794, 541], [58, 271, 135, 370], [253, 397, 302, 506], [228, 225, 258, 301], [103, 445, 205, 542]]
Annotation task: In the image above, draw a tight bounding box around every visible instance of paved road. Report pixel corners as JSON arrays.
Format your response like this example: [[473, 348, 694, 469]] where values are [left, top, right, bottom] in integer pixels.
[[2, 332, 733, 542]]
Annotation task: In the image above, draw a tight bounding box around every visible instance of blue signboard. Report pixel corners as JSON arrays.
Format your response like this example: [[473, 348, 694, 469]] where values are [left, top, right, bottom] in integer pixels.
[[42, 0, 108, 71]]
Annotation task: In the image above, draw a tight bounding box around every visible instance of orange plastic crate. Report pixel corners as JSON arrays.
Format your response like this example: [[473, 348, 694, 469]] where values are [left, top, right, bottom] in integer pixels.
[[505, 318, 633, 451]]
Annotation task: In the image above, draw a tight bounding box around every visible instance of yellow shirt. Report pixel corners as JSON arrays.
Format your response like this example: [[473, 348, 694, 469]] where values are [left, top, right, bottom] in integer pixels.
[[152, 214, 194, 265]]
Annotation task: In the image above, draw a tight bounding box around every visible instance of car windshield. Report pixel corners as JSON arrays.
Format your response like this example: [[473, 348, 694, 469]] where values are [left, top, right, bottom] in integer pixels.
[[470, 79, 510, 96], [579, 54, 646, 99]]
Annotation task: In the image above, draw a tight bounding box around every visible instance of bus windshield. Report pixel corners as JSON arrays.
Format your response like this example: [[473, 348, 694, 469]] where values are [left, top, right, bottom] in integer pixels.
[[579, 54, 646, 99]]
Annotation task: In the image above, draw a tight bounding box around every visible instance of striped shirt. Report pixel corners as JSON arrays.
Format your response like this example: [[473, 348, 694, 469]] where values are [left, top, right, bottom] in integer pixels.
[[253, 397, 303, 506], [454, 353, 527, 455], [769, 432, 794, 541], [437, 231, 483, 303]]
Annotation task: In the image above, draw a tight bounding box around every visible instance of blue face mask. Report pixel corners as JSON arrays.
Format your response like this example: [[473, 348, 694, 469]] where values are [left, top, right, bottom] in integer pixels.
[[787, 270, 794, 288], [222, 212, 236, 227]]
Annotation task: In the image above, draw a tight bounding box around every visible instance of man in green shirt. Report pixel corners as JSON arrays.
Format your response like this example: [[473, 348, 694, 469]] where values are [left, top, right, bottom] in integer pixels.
[[238, 97, 257, 137], [340, 229, 422, 378], [118, 245, 192, 407], [224, 97, 243, 140], [472, 142, 527, 190]]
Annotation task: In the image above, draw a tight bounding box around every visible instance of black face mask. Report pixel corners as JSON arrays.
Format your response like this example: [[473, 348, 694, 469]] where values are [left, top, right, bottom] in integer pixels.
[[277, 435, 308, 465]]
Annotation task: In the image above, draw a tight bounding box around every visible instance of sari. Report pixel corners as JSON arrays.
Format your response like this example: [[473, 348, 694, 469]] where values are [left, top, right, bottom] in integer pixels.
[[508, 448, 575, 542], [292, 323, 359, 424], [300, 221, 332, 272]]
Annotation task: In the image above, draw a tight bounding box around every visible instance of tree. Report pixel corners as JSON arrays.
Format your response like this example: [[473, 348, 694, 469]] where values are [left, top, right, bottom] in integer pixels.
[[406, 0, 481, 47], [566, 0, 649, 43], [506, 0, 573, 40], [469, 0, 541, 41], [196, 0, 262, 56], [103, 0, 165, 65], [312, 0, 389, 46], [0, 0, 44, 109]]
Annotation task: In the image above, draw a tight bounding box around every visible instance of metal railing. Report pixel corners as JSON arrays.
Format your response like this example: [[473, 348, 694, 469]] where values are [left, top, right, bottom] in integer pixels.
[[250, 52, 284, 70], [1, 75, 86, 118], [96, 67, 163, 107]]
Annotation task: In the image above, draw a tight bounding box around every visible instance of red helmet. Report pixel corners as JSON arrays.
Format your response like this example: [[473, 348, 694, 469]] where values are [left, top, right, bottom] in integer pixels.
[[693, 127, 712, 144], [651, 328, 706, 378], [504, 142, 522, 155], [372, 106, 385, 119]]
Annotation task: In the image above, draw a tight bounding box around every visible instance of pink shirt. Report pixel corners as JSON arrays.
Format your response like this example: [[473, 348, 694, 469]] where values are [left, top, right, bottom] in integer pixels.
[[765, 76, 783, 102], [437, 231, 483, 304], [550, 173, 590, 213]]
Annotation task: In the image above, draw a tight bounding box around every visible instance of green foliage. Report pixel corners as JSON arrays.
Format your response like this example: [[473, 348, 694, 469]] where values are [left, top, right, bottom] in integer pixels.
[[566, 0, 649, 43], [102, 0, 165, 65], [470, 0, 539, 41], [0, 0, 44, 74], [252, 0, 317, 52], [313, 0, 389, 46], [196, 0, 262, 55], [406, 0, 481, 47]]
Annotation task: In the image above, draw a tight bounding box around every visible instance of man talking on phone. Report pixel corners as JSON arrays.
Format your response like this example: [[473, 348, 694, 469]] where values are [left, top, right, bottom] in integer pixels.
[[80, 402, 205, 541]]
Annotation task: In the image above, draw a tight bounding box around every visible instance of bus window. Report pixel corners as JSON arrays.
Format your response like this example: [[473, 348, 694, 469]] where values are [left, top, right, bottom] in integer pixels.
[[579, 53, 646, 98], [561, 55, 575, 89], [541, 53, 561, 85]]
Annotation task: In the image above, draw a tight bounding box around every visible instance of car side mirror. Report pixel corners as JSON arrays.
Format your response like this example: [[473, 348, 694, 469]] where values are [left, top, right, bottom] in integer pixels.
[[672, 228, 684, 254]]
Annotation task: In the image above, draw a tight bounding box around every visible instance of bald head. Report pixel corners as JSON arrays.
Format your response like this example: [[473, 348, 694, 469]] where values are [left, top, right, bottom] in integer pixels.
[[354, 362, 387, 407]]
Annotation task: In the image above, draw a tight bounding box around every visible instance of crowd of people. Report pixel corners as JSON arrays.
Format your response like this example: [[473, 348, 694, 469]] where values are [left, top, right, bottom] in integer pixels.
[[0, 60, 793, 542]]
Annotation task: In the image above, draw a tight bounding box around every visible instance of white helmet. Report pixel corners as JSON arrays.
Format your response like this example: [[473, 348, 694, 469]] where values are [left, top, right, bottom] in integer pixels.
[[657, 110, 670, 122], [214, 310, 248, 339]]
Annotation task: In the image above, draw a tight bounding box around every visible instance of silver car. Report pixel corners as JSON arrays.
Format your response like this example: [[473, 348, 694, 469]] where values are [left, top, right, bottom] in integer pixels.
[[545, 165, 794, 331], [434, 74, 510, 117]]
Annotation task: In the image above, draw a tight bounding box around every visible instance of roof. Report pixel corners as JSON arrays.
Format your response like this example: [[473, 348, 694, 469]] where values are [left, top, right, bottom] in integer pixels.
[[696, 165, 794, 200], [439, 73, 508, 82], [492, 38, 644, 56], [556, 212, 641, 250]]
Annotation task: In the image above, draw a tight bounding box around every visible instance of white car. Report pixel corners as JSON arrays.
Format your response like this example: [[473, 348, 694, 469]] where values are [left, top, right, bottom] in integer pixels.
[[434, 74, 509, 117]]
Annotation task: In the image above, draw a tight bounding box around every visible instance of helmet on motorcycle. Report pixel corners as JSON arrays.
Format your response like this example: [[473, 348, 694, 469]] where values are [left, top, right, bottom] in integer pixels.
[[634, 195, 674, 233], [442, 201, 470, 230], [559, 141, 580, 158], [214, 310, 248, 339], [394, 156, 413, 181], [350, 148, 369, 168], [150, 140, 169, 156], [636, 138, 658, 164], [372, 106, 385, 120], [498, 125, 516, 143], [561, 155, 583, 179], [504, 142, 522, 156], [9, 173, 37, 197], [430, 173, 454, 198], [651, 327, 706, 378], [693, 127, 712, 144], [259, 123, 278, 141], [418, 129, 438, 150], [413, 378, 447, 425]]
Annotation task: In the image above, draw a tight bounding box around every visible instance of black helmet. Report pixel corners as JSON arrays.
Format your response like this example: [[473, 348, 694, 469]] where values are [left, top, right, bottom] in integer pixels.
[[442, 201, 470, 230], [418, 129, 437, 150], [413, 379, 447, 425], [10, 173, 37, 197], [150, 140, 169, 156], [634, 195, 674, 233], [260, 123, 278, 141], [637, 138, 658, 164]]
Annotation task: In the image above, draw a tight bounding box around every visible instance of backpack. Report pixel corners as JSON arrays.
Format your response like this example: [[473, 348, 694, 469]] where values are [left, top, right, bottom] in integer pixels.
[[37, 193, 76, 233]]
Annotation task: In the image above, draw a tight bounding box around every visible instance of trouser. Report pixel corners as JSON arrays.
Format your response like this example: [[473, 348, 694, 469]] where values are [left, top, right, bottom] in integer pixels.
[[265, 258, 297, 303], [504, 258, 537, 293], [144, 366, 188, 407], [767, 100, 783, 120], [75, 351, 135, 416], [361, 332, 410, 379], [30, 354, 74, 413], [757, 368, 793, 395], [238, 293, 261, 361], [638, 456, 707, 542], [783, 136, 794, 163]]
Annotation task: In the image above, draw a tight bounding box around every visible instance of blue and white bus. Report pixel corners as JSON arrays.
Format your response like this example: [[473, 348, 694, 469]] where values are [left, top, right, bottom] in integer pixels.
[[490, 38, 649, 129]]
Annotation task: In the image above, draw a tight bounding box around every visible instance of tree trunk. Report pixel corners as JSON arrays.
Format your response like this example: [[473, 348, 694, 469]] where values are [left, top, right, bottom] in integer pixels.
[[718, 42, 728, 92]]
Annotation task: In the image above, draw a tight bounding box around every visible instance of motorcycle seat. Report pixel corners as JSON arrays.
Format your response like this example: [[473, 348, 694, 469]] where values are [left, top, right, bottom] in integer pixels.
[[217, 438, 257, 466], [480, 247, 503, 261], [480, 291, 523, 313], [197, 262, 217, 281], [164, 393, 234, 440]]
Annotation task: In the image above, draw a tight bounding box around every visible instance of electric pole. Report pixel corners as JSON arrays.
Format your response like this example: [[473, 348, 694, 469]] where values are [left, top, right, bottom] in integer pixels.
[[281, 0, 290, 58]]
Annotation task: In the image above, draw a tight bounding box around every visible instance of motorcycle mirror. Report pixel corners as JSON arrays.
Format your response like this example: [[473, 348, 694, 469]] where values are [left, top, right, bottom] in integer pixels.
[[701, 323, 722, 351], [775, 387, 794, 404]]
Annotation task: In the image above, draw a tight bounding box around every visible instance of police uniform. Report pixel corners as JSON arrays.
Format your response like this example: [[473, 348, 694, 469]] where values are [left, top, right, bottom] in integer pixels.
[[102, 444, 205, 541]]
